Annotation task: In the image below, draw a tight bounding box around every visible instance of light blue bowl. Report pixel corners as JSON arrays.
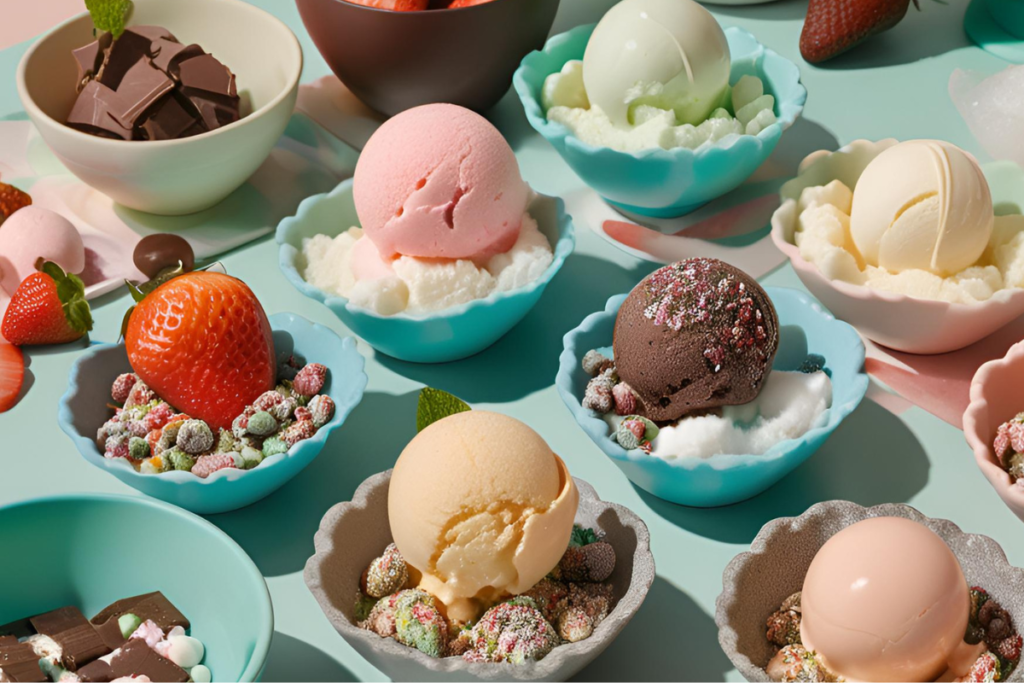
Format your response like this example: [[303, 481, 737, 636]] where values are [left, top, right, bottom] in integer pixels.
[[514, 25, 807, 218], [276, 179, 575, 363], [58, 313, 367, 515], [556, 287, 868, 507], [0, 494, 273, 681]]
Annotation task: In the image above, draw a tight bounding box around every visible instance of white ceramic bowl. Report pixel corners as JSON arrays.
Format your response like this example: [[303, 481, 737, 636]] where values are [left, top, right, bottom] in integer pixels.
[[964, 340, 1024, 524], [16, 0, 302, 216], [770, 139, 1024, 355]]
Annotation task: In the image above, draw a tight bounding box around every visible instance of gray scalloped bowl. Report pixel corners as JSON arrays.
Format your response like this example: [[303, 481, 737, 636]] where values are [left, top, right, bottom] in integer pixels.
[[303, 470, 655, 681], [295, 0, 560, 117], [57, 313, 367, 515], [715, 500, 1024, 682]]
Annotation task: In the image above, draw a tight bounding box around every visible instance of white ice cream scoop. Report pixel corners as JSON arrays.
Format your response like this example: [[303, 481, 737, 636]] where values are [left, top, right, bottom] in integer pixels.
[[582, 0, 731, 129], [850, 140, 993, 277]]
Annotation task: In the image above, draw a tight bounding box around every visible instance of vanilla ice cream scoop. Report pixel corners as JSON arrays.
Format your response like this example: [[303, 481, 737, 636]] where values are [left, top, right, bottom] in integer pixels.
[[800, 517, 969, 682], [850, 140, 993, 276], [582, 0, 731, 129], [387, 411, 578, 623]]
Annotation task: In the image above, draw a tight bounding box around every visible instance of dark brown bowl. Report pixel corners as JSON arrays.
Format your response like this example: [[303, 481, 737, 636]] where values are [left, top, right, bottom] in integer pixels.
[[295, 0, 561, 117]]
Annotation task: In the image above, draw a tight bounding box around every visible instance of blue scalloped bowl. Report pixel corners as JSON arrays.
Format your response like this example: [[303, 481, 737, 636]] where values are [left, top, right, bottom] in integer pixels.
[[556, 287, 868, 507], [0, 494, 273, 681], [276, 179, 575, 364], [514, 25, 806, 218], [57, 313, 367, 515]]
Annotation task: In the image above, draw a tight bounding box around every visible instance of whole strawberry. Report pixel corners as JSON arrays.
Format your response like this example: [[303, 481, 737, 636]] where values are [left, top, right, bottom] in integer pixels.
[[800, 0, 920, 64], [125, 271, 274, 431], [1, 261, 92, 345]]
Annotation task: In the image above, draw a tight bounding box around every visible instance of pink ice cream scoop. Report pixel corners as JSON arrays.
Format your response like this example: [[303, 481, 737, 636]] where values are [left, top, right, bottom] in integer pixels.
[[353, 103, 529, 261], [0, 207, 85, 295]]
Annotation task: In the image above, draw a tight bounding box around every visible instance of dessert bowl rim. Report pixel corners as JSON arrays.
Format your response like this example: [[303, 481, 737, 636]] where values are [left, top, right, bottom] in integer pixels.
[[770, 138, 1024, 313], [303, 469, 657, 678], [963, 339, 1024, 519], [713, 499, 1024, 682], [557, 286, 869, 473], [512, 23, 807, 164], [57, 311, 368, 487], [0, 491, 275, 683], [15, 0, 303, 149], [275, 177, 576, 322]]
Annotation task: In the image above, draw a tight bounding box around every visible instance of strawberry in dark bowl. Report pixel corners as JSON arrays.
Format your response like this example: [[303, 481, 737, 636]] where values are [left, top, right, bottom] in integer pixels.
[[58, 267, 367, 514]]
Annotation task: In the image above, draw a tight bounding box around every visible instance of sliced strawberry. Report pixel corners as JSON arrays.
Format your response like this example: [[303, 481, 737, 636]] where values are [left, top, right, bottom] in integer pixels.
[[1, 261, 93, 346], [0, 339, 24, 412]]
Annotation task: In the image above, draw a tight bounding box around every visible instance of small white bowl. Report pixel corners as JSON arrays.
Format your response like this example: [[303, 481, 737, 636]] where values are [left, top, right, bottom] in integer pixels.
[[16, 0, 302, 216], [770, 139, 1024, 355]]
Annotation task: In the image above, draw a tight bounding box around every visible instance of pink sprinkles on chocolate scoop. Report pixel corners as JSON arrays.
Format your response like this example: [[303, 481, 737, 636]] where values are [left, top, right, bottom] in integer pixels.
[[641, 258, 772, 373]]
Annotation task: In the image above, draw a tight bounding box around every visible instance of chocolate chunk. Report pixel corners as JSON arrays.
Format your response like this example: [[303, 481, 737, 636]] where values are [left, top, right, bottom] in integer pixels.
[[78, 640, 187, 683], [91, 619, 125, 652], [0, 618, 35, 640], [0, 637, 18, 647], [90, 593, 190, 633], [107, 59, 174, 130], [177, 54, 236, 97], [0, 642, 45, 682], [97, 29, 153, 91], [72, 33, 112, 88], [138, 92, 202, 141], [29, 606, 109, 671], [150, 40, 204, 77], [181, 89, 240, 130], [66, 80, 133, 140]]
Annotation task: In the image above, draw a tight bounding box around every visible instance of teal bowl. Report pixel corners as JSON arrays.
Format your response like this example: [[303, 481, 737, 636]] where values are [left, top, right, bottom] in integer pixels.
[[276, 179, 575, 363], [987, 0, 1024, 38], [57, 313, 367, 515], [556, 287, 868, 507], [0, 494, 273, 681], [514, 25, 806, 218]]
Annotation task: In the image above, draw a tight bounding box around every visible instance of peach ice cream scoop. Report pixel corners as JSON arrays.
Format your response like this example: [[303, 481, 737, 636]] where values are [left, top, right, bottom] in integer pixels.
[[387, 411, 578, 623], [353, 103, 529, 261], [800, 516, 970, 682], [0, 207, 85, 296]]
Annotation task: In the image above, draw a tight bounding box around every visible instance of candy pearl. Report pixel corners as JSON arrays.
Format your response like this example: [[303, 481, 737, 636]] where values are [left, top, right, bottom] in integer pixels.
[[190, 664, 212, 683], [133, 233, 195, 279], [165, 634, 205, 669]]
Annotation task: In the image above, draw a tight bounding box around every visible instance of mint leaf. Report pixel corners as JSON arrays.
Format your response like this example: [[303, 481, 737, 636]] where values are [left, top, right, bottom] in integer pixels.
[[85, 0, 133, 39], [416, 387, 470, 432]]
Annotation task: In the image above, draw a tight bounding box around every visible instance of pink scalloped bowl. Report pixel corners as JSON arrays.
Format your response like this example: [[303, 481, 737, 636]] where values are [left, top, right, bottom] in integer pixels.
[[964, 340, 1024, 523], [770, 139, 1024, 355]]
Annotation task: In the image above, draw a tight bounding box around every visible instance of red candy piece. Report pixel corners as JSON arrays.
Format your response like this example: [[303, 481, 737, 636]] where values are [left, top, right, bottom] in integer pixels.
[[192, 453, 237, 478], [293, 363, 327, 398]]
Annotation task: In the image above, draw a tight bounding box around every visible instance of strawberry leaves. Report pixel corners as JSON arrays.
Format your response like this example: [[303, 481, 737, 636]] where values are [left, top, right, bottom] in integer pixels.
[[40, 261, 93, 335]]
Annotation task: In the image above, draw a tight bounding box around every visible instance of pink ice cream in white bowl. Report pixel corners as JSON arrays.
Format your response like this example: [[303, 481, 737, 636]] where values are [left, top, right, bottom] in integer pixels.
[[276, 103, 575, 363]]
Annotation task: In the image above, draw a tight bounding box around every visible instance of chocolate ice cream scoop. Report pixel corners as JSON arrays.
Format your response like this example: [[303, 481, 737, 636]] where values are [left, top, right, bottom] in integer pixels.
[[613, 258, 779, 423]]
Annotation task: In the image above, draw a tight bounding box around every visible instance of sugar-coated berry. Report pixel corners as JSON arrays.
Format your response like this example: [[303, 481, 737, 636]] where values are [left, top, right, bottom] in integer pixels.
[[262, 437, 288, 457], [175, 419, 214, 455], [191, 453, 237, 479], [281, 419, 316, 447], [294, 406, 312, 423], [165, 448, 196, 472], [582, 350, 614, 377], [111, 373, 139, 403], [124, 380, 156, 409], [308, 395, 335, 428], [253, 391, 297, 422], [240, 446, 264, 469], [128, 436, 151, 461], [293, 363, 328, 397], [143, 402, 175, 432], [246, 410, 278, 437], [105, 434, 130, 460], [460, 598, 558, 664], [582, 378, 613, 413], [362, 543, 409, 599]]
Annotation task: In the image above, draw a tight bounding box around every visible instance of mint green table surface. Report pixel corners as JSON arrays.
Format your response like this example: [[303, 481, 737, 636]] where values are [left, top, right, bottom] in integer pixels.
[[0, 1, 1018, 680]]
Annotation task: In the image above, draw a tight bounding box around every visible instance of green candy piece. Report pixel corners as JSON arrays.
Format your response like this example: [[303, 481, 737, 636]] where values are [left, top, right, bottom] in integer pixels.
[[118, 613, 141, 639], [128, 436, 150, 461], [246, 411, 277, 437], [262, 437, 288, 457], [165, 448, 196, 472], [416, 388, 470, 432], [240, 446, 264, 470]]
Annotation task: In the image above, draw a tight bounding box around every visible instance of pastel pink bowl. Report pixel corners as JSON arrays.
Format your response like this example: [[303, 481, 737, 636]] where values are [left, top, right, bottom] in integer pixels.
[[770, 139, 1024, 355], [964, 340, 1024, 523]]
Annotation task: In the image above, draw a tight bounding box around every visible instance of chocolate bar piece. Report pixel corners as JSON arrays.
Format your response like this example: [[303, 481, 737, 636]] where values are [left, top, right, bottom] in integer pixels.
[[0, 641, 45, 682], [91, 619, 126, 652], [77, 640, 188, 683], [151, 40, 203, 77], [66, 80, 133, 140], [29, 606, 109, 671], [96, 29, 153, 91], [139, 92, 205, 141], [90, 593, 190, 633], [72, 32, 112, 88], [108, 59, 174, 130]]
